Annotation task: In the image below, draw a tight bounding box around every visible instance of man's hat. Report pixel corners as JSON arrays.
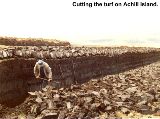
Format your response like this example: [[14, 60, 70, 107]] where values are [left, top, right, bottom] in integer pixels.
[[37, 60, 44, 65]]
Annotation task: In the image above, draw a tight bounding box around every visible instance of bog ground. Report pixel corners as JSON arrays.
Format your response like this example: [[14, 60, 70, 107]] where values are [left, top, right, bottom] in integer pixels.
[[1, 60, 160, 118], [0, 38, 160, 118]]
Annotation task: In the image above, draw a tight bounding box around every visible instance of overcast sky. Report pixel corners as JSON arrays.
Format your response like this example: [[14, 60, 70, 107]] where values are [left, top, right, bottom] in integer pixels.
[[0, 0, 160, 47]]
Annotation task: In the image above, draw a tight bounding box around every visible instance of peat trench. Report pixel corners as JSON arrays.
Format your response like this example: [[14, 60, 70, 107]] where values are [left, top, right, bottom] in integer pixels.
[[0, 48, 160, 107]]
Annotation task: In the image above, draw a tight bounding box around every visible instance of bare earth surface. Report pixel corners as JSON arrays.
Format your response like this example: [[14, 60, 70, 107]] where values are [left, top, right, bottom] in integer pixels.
[[0, 60, 160, 119]]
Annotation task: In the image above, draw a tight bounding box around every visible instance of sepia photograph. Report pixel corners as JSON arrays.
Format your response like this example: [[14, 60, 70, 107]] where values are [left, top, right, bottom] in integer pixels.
[[0, 0, 160, 118]]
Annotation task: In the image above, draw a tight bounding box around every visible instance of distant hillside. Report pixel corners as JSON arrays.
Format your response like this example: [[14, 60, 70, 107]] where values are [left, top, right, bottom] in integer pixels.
[[0, 36, 70, 46]]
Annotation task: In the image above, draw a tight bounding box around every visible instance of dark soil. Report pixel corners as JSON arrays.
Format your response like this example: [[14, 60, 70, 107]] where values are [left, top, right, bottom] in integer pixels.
[[1, 61, 160, 119]]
